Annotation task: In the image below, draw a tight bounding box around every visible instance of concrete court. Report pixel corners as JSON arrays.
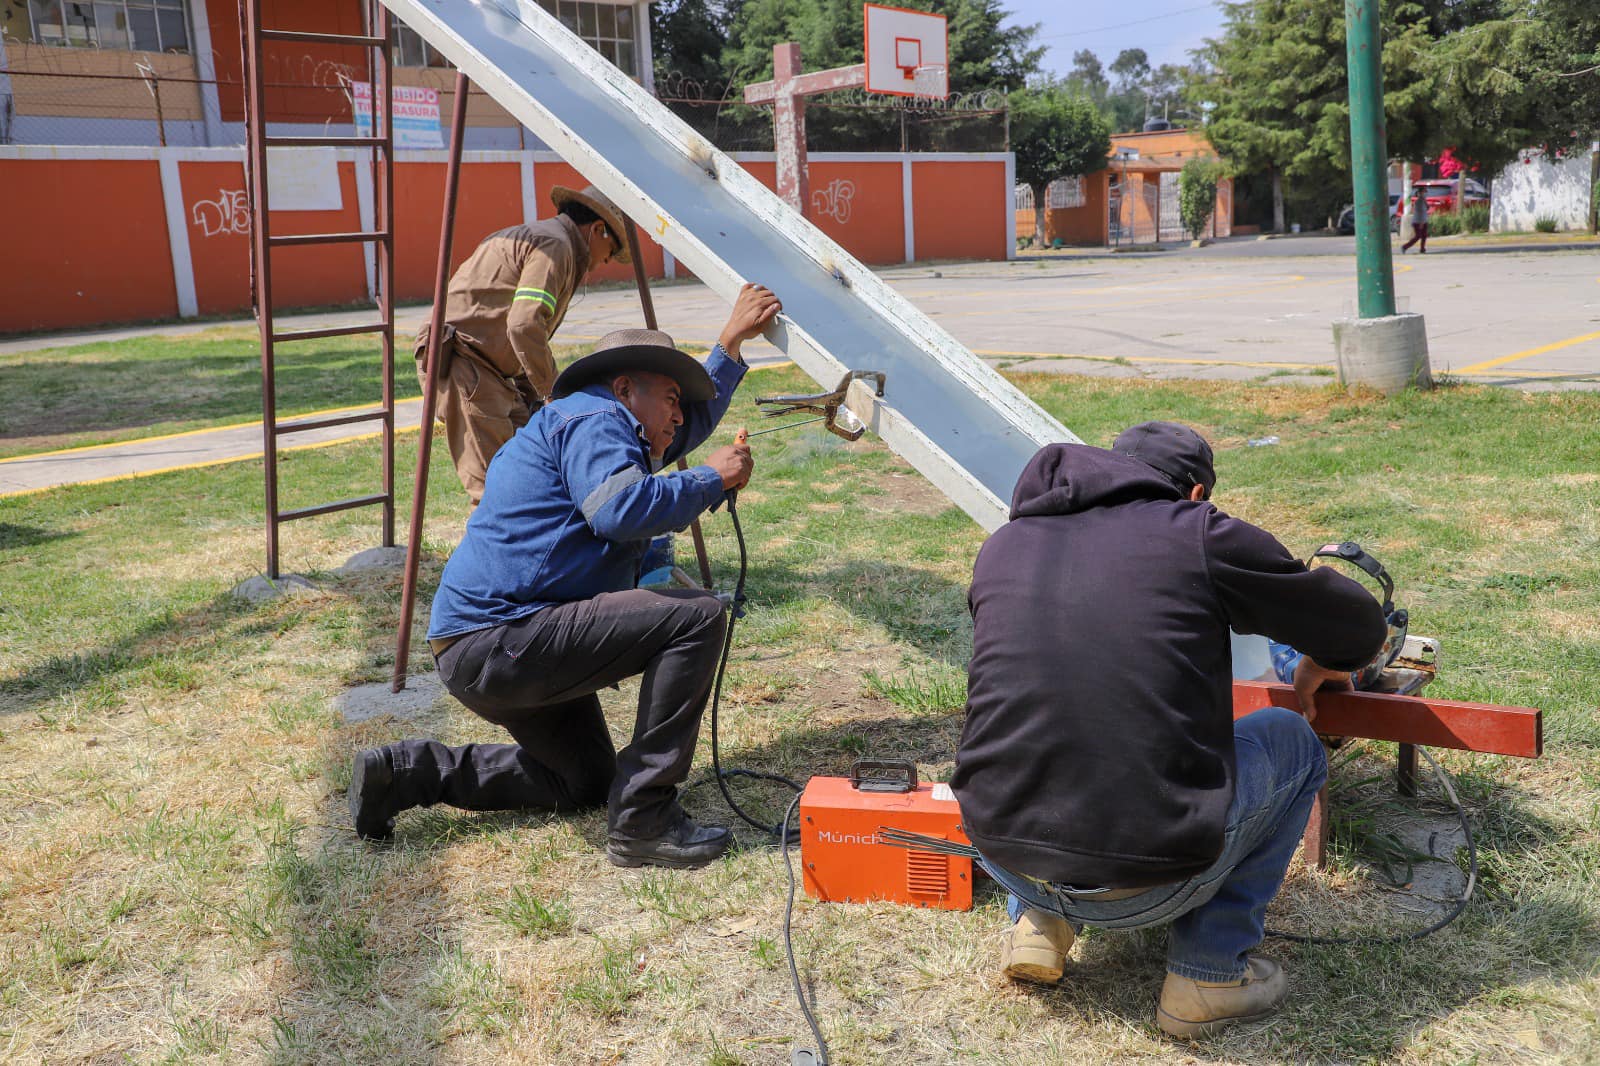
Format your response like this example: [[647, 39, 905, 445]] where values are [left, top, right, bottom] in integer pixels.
[[3, 244, 1597, 497], [549, 245, 1600, 390]]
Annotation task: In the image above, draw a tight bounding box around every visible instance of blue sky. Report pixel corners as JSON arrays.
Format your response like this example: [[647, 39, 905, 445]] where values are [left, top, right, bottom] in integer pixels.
[[999, 0, 1227, 77]]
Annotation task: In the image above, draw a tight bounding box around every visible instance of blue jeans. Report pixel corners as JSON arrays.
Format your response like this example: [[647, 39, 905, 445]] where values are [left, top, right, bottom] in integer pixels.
[[986, 706, 1327, 982]]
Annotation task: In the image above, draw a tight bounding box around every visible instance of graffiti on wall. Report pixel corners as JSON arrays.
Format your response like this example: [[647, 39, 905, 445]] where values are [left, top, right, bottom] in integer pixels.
[[191, 189, 250, 238], [811, 178, 856, 224]]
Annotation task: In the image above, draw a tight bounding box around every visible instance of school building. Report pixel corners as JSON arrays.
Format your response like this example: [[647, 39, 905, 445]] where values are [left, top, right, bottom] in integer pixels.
[[2, 0, 1015, 333]]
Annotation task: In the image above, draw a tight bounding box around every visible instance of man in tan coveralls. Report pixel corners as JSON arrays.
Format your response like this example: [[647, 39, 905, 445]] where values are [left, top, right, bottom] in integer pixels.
[[416, 183, 629, 505]]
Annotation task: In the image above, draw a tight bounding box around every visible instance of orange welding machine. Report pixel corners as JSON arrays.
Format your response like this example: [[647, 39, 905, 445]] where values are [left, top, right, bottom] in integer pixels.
[[798, 760, 976, 910]]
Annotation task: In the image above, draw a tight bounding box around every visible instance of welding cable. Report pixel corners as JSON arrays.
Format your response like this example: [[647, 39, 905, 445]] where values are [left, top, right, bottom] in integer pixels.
[[781, 793, 831, 1065], [704, 493, 805, 841], [1265, 744, 1478, 946]]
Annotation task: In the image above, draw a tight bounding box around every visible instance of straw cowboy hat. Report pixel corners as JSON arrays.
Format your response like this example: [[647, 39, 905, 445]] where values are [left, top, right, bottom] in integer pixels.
[[551, 328, 714, 403], [550, 183, 632, 264]]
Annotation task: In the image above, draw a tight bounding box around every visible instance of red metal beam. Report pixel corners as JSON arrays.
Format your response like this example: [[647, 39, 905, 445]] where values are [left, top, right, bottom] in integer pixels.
[[1232, 680, 1542, 758]]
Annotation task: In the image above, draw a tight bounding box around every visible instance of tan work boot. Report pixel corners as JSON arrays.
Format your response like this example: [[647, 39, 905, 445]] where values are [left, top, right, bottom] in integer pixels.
[[1000, 908, 1076, 985], [1156, 956, 1288, 1039]]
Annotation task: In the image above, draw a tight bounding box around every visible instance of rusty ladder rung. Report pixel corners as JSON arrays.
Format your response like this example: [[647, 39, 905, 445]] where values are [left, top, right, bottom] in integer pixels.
[[269, 230, 389, 248], [261, 28, 388, 47], [272, 321, 391, 343], [265, 135, 389, 148], [275, 408, 389, 436], [278, 493, 391, 523]]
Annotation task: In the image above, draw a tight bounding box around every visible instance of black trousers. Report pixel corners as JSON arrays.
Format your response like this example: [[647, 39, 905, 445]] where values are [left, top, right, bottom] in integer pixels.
[[397, 588, 727, 839]]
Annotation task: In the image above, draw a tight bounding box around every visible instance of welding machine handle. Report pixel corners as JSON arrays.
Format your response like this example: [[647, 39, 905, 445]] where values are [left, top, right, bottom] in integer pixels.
[[1310, 541, 1396, 614], [850, 759, 918, 793]]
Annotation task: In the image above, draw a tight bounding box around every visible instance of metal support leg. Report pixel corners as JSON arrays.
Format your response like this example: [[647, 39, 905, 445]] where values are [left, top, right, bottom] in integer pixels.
[[1397, 742, 1417, 798], [392, 70, 470, 693], [623, 219, 715, 590], [1303, 784, 1330, 869]]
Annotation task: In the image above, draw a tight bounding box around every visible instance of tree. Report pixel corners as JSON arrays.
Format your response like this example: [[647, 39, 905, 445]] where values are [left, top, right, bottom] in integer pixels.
[[1178, 158, 1224, 238], [1066, 49, 1108, 105], [1190, 0, 1450, 231], [1010, 84, 1111, 243]]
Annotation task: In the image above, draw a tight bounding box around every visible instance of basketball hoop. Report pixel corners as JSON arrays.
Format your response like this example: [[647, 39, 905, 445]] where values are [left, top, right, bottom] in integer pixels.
[[864, 3, 948, 99]]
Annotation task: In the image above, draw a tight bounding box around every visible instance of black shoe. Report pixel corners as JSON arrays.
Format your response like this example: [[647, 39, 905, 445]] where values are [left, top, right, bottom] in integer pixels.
[[349, 747, 398, 842], [606, 814, 732, 869]]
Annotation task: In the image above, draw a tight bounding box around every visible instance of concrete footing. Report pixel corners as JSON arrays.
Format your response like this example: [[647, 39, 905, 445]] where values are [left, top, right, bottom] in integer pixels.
[[1333, 312, 1433, 394], [337, 546, 408, 575], [337, 672, 446, 724], [231, 573, 316, 603]]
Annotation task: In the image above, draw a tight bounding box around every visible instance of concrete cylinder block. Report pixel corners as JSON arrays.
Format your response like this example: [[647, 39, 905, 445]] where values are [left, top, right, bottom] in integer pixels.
[[1332, 312, 1433, 395]]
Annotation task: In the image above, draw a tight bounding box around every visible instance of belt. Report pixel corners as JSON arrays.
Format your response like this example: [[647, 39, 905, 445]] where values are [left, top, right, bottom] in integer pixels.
[[428, 633, 465, 656]]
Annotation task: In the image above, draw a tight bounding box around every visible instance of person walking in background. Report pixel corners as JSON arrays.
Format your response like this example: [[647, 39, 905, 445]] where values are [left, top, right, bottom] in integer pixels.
[[1400, 186, 1430, 254]]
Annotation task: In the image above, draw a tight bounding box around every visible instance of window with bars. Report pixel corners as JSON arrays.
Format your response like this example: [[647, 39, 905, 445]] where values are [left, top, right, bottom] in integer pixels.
[[538, 0, 637, 77], [386, 2, 639, 76], [390, 22, 450, 69], [1046, 176, 1085, 210], [23, 0, 189, 52]]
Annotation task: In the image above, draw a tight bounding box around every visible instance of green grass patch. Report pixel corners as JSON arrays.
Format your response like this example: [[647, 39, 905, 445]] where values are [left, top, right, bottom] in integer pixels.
[[1, 366, 1598, 1061]]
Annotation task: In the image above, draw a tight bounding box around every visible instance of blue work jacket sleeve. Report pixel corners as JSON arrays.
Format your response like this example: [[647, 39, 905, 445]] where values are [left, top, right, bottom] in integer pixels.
[[662, 344, 748, 466], [561, 409, 726, 543]]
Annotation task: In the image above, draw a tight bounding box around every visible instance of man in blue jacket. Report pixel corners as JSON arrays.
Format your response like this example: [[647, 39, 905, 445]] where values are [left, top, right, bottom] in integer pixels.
[[351, 284, 781, 869]]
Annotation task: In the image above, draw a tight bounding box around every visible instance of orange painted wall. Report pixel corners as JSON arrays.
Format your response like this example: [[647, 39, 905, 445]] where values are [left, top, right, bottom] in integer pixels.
[[394, 160, 525, 302], [1044, 172, 1110, 246], [179, 159, 367, 315], [0, 158, 176, 332], [806, 161, 904, 265], [738, 160, 779, 194], [531, 160, 667, 286], [911, 160, 1007, 261], [207, 0, 368, 125]]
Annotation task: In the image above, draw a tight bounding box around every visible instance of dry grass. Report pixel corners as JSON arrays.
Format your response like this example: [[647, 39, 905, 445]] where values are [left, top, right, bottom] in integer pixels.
[[2, 367, 1598, 1063]]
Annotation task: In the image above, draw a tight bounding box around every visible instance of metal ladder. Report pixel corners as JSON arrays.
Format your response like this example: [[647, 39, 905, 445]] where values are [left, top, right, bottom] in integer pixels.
[[240, 0, 397, 578]]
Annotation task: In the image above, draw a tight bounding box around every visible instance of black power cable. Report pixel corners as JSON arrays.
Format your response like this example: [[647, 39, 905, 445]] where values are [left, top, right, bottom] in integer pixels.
[[701, 493, 822, 1062], [1265, 744, 1478, 946], [705, 494, 805, 839]]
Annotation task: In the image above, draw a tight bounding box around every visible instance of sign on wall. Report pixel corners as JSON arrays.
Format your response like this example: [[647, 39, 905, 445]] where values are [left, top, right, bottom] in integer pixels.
[[351, 82, 444, 149]]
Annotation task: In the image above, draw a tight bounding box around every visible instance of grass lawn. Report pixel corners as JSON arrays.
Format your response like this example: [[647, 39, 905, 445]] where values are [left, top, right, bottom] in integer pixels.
[[0, 328, 419, 460], [1, 367, 1597, 1063]]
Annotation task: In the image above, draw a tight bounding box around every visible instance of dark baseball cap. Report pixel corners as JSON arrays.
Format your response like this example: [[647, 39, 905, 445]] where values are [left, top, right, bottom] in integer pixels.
[[1112, 421, 1216, 497]]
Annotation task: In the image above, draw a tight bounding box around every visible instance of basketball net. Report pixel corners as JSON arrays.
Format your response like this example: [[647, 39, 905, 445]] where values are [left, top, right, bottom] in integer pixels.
[[909, 63, 947, 100]]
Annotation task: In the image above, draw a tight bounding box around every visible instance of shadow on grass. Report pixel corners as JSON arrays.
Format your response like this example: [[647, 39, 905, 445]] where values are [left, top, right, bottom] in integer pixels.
[[0, 348, 422, 444], [0, 522, 77, 552]]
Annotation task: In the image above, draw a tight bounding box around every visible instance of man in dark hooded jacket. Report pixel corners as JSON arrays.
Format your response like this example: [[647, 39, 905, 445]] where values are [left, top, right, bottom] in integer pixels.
[[952, 421, 1385, 1039]]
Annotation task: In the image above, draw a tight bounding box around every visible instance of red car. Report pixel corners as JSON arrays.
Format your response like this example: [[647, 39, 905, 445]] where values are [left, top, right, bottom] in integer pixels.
[[1396, 178, 1489, 217]]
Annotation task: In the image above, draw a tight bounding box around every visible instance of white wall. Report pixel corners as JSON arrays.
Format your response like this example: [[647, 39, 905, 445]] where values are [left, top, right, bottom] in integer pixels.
[[1490, 146, 1596, 232]]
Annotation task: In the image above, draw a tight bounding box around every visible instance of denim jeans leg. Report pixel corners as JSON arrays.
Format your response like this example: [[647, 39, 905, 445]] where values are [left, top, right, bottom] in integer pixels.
[[1163, 706, 1327, 981]]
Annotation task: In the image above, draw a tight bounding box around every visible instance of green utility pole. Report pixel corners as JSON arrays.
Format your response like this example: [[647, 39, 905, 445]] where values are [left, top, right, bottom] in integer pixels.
[[1344, 0, 1396, 318]]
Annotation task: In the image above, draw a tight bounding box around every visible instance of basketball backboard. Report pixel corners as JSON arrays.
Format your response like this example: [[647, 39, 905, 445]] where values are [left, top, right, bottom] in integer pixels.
[[864, 3, 948, 99]]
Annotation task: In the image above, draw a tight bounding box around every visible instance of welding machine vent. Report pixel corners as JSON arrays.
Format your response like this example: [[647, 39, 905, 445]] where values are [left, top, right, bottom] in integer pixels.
[[906, 849, 949, 897]]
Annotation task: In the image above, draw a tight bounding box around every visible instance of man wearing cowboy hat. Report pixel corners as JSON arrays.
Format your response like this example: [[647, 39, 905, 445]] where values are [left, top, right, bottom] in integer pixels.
[[416, 183, 632, 506], [354, 283, 782, 869]]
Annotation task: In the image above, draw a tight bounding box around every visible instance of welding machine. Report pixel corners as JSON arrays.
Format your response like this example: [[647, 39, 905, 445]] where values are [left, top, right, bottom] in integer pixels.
[[797, 760, 974, 910]]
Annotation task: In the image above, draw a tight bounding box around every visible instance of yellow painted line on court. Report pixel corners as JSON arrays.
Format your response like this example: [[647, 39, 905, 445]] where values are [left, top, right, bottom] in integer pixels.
[[1452, 329, 1600, 375], [0, 424, 424, 502], [976, 349, 1324, 371], [0, 399, 421, 464]]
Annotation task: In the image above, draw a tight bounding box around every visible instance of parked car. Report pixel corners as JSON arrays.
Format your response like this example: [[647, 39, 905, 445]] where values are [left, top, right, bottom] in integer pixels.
[[1396, 178, 1489, 217], [1337, 194, 1402, 234]]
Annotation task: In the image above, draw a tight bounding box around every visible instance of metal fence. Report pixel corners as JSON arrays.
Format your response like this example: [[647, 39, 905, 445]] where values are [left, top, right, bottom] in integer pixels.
[[0, 64, 541, 148], [2, 64, 1009, 153]]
